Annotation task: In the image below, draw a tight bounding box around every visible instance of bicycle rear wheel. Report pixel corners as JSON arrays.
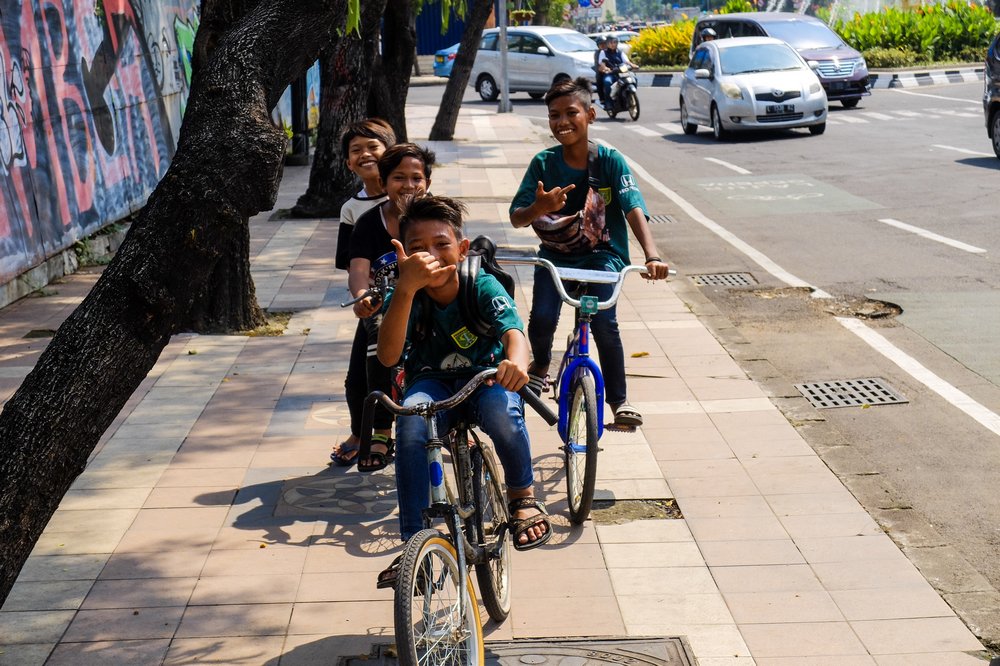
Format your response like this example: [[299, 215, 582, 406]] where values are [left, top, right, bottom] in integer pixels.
[[470, 443, 512, 622], [565, 373, 599, 525], [394, 529, 484, 666]]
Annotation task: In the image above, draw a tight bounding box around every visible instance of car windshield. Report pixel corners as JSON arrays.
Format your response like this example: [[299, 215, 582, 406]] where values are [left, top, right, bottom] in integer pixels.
[[546, 32, 599, 53], [763, 21, 845, 50], [720, 43, 803, 75]]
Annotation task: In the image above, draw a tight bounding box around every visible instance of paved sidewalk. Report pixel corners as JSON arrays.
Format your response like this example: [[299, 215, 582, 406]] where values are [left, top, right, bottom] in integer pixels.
[[0, 105, 990, 665]]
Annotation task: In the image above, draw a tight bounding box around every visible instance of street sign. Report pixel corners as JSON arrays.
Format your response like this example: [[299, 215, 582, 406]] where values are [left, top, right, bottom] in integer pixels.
[[587, 7, 602, 16]]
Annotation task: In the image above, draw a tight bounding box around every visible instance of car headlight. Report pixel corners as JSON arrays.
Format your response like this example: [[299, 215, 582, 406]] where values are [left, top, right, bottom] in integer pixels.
[[721, 82, 743, 100], [856, 58, 868, 74], [809, 82, 821, 94]]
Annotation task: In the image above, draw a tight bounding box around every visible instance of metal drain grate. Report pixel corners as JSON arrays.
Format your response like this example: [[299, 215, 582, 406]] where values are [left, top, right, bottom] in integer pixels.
[[690, 272, 757, 287], [795, 377, 908, 409], [649, 214, 677, 224]]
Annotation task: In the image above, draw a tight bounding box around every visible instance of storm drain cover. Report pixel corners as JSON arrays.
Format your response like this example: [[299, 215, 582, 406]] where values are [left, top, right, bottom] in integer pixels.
[[341, 638, 693, 665], [690, 272, 757, 287], [649, 214, 677, 224], [795, 377, 908, 409]]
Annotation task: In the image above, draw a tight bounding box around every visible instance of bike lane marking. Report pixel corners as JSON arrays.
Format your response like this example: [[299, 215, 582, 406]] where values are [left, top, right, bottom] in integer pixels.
[[703, 158, 751, 175], [932, 144, 993, 158]]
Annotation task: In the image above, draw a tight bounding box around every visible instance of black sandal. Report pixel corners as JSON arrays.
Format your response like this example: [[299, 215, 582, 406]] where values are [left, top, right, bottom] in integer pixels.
[[357, 434, 394, 473], [508, 497, 552, 552]]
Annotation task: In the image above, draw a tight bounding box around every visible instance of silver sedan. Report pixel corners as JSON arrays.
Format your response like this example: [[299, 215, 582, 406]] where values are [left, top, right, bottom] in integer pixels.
[[679, 37, 828, 140]]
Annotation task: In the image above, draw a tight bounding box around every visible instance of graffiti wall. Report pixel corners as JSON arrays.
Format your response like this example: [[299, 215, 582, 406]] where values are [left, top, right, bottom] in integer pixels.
[[0, 0, 201, 285]]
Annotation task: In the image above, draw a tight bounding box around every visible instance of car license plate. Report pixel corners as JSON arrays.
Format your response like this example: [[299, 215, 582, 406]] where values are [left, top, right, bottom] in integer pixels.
[[766, 104, 795, 114], [435, 55, 445, 64]]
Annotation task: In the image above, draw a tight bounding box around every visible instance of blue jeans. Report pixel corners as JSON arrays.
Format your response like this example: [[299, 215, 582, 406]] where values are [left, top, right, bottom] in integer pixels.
[[394, 377, 534, 540], [600, 73, 616, 104], [527, 263, 627, 407]]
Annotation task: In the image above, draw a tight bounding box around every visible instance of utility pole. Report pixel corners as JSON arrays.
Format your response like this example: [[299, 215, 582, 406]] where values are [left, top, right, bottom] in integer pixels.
[[498, 0, 513, 113]]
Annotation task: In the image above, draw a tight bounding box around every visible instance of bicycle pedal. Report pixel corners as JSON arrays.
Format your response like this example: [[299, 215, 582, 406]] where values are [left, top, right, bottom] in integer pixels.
[[604, 423, 636, 433]]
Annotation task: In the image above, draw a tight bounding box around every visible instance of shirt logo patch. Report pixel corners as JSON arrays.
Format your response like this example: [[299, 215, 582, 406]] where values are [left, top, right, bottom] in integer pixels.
[[599, 186, 613, 205], [491, 296, 512, 314], [440, 353, 473, 370], [451, 327, 478, 349], [621, 174, 636, 189]]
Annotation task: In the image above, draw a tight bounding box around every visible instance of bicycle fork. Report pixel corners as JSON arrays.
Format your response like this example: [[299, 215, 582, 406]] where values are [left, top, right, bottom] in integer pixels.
[[556, 317, 606, 444]]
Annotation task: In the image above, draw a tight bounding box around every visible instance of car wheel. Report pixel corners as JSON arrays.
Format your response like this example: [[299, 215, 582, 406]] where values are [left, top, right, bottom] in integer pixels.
[[680, 99, 698, 135], [841, 98, 860, 109], [528, 92, 544, 100], [991, 111, 1000, 159], [477, 75, 499, 102], [711, 105, 728, 141], [809, 122, 826, 136]]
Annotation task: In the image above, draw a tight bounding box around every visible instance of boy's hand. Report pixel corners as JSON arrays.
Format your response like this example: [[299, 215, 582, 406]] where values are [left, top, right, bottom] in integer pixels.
[[392, 239, 456, 292], [493, 359, 528, 393], [352, 295, 379, 319], [644, 259, 671, 281], [533, 181, 576, 216]]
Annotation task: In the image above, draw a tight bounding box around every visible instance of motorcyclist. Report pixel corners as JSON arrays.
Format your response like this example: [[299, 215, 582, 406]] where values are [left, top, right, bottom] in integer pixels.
[[593, 35, 609, 106], [596, 36, 636, 110], [700, 27, 717, 43]]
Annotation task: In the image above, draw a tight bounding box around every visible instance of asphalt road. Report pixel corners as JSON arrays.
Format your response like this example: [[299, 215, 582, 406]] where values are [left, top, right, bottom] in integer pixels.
[[410, 80, 1000, 643]]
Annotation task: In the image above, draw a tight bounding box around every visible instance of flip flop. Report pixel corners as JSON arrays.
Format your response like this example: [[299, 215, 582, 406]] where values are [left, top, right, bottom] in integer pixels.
[[612, 402, 643, 427], [329, 440, 360, 467]]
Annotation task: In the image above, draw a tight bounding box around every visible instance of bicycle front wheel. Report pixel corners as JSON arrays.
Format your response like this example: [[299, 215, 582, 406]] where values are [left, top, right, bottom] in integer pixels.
[[394, 529, 484, 666], [470, 444, 512, 622], [565, 373, 599, 524]]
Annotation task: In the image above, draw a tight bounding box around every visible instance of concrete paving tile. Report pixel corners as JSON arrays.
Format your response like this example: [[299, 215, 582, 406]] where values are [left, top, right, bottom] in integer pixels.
[[510, 595, 625, 637], [295, 572, 395, 603], [663, 458, 746, 479], [755, 658, 876, 665], [0, 643, 52, 665], [830, 588, 954, 621], [176, 603, 293, 637], [686, 514, 791, 542], [602, 541, 704, 568], [46, 639, 171, 665], [188, 574, 299, 605], [678, 495, 771, 519], [592, 478, 673, 501], [0, 610, 75, 644], [276, 634, 380, 666], [128, 507, 230, 532], [851, 617, 984, 654], [766, 491, 867, 516], [780, 513, 883, 539], [611, 566, 719, 596], [514, 542, 605, 571], [62, 607, 185, 641], [649, 435, 737, 461], [163, 635, 286, 664], [114, 528, 220, 553], [810, 560, 930, 591], [873, 653, 987, 665], [170, 446, 256, 469], [99, 548, 211, 579], [57, 488, 151, 511], [143, 485, 238, 508], [728, 436, 816, 459], [696, 658, 758, 666], [15, 554, 109, 582], [287, 600, 394, 636], [43, 508, 138, 535], [748, 471, 849, 496], [686, 377, 767, 401], [514, 567, 615, 599], [82, 577, 197, 609], [698, 539, 806, 567], [723, 590, 844, 624], [596, 519, 694, 544], [212, 522, 318, 549], [1, 580, 92, 612], [740, 621, 868, 657], [629, 623, 751, 658], [795, 535, 911, 564], [30, 529, 123, 556], [666, 472, 760, 499], [711, 564, 825, 593], [619, 592, 733, 626], [201, 546, 307, 576], [156, 467, 248, 487]]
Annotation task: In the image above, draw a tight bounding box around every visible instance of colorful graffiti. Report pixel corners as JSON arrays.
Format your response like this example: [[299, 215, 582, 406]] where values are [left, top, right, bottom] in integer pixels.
[[0, 0, 199, 285]]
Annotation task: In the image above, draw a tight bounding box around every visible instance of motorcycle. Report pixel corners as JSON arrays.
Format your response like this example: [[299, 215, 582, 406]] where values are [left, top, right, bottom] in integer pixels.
[[604, 63, 640, 121]]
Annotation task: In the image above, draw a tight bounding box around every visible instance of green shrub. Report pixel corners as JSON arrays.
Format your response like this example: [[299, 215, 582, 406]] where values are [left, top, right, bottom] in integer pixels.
[[720, 0, 755, 13], [630, 20, 695, 67], [862, 46, 918, 68]]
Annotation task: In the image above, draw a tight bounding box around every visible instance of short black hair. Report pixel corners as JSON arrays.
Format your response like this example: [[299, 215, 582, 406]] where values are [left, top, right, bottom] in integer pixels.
[[340, 118, 396, 158], [377, 143, 436, 183], [544, 76, 592, 110], [399, 195, 466, 244]]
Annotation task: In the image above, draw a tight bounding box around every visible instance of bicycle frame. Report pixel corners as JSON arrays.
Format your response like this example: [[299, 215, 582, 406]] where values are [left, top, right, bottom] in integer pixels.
[[555, 317, 605, 443]]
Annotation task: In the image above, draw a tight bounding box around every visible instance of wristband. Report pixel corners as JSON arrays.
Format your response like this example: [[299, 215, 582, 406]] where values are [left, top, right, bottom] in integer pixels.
[[644, 256, 661, 263]]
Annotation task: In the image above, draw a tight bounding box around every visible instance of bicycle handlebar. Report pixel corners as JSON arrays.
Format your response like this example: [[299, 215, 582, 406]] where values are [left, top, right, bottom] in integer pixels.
[[340, 274, 391, 309]]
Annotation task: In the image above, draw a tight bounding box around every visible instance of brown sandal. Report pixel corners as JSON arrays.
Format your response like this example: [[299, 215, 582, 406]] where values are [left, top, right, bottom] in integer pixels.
[[507, 497, 552, 552]]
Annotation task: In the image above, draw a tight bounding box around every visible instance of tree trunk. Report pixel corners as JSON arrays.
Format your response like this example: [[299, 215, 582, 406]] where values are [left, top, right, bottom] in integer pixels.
[[430, 0, 496, 141], [370, 0, 417, 142], [532, 0, 553, 25], [0, 0, 347, 605], [291, 0, 388, 218], [183, 0, 267, 332]]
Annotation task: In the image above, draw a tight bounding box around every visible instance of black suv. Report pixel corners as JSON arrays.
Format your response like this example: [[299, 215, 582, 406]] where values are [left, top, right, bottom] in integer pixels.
[[984, 33, 1000, 158]]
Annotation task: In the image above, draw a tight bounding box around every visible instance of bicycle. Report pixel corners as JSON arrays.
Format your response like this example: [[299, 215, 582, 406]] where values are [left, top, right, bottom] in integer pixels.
[[359, 368, 555, 666], [496, 254, 665, 524]]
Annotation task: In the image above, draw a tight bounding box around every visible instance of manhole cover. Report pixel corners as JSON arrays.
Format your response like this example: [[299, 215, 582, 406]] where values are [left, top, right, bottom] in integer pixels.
[[648, 214, 676, 224], [341, 638, 693, 665], [689, 272, 756, 287], [795, 377, 908, 409]]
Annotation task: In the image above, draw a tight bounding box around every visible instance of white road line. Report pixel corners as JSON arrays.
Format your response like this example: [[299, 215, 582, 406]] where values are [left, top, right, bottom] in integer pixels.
[[589, 124, 610, 131], [932, 144, 993, 158], [837, 317, 1000, 438], [595, 137, 831, 298], [893, 110, 924, 117], [891, 88, 982, 105], [877, 218, 987, 254], [627, 125, 665, 138], [834, 115, 869, 124], [704, 157, 752, 175], [861, 112, 894, 121], [656, 122, 684, 135]]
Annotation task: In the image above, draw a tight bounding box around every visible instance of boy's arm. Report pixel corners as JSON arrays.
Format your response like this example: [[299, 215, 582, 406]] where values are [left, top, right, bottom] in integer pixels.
[[348, 258, 379, 318], [495, 329, 530, 392], [510, 181, 577, 228], [625, 207, 670, 280]]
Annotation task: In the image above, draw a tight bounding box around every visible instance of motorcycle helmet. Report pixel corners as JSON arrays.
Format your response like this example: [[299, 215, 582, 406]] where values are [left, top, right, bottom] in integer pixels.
[[700, 27, 717, 41]]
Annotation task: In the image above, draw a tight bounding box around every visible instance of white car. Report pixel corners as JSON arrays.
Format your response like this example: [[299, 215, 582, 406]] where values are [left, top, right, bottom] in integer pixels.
[[470, 26, 600, 101], [587, 30, 639, 56], [679, 37, 828, 140]]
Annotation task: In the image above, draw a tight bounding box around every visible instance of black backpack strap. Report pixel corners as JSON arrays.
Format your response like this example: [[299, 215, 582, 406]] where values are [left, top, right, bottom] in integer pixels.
[[469, 235, 515, 297], [459, 235, 516, 339], [586, 141, 601, 190]]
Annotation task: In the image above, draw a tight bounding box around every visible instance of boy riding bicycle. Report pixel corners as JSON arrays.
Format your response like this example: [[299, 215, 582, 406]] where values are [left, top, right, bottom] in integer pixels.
[[510, 76, 670, 428], [375, 195, 551, 588]]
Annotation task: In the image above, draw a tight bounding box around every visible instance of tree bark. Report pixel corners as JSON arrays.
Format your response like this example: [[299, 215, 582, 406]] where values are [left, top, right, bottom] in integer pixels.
[[369, 0, 417, 142], [0, 0, 347, 605], [291, 0, 388, 218], [430, 0, 496, 141], [532, 0, 553, 25]]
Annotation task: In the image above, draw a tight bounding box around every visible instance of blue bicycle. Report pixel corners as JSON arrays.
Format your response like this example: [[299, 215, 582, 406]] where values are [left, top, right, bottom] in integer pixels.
[[498, 254, 651, 524]]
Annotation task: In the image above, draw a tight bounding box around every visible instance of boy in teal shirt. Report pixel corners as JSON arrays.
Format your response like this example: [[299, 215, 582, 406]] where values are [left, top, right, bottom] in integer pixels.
[[375, 195, 551, 587], [510, 76, 670, 427]]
